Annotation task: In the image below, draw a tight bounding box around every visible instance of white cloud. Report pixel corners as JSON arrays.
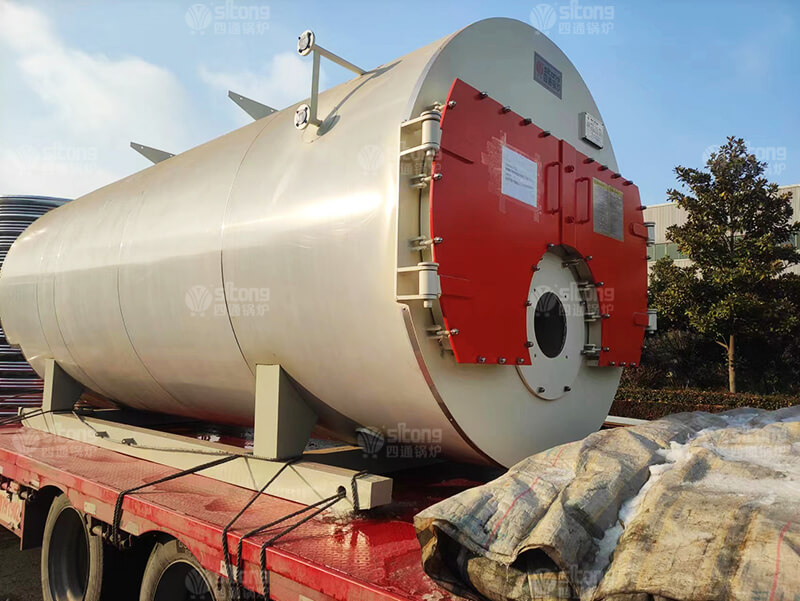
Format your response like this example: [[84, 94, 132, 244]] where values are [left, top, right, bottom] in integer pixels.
[[0, 0, 194, 198], [0, 0, 55, 53], [198, 52, 325, 125]]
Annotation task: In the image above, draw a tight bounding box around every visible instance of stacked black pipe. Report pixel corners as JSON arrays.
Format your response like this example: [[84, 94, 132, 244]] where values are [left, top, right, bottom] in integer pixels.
[[0, 195, 69, 416]]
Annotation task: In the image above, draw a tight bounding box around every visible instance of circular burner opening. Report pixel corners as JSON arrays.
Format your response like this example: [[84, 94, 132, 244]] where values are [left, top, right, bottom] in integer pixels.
[[534, 292, 567, 358]]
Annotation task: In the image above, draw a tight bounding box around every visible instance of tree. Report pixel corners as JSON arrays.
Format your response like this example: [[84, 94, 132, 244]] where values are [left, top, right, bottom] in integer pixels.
[[649, 137, 799, 393]]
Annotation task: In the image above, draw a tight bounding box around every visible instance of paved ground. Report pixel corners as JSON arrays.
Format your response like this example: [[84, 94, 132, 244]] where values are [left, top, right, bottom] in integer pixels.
[[0, 527, 40, 601]]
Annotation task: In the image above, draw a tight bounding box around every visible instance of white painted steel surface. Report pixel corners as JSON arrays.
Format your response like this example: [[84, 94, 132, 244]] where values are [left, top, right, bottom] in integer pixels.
[[0, 19, 623, 466]]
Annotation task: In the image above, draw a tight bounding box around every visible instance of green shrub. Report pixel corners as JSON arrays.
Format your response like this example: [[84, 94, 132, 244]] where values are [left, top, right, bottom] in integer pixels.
[[611, 386, 800, 420], [620, 330, 726, 390], [626, 326, 800, 395]]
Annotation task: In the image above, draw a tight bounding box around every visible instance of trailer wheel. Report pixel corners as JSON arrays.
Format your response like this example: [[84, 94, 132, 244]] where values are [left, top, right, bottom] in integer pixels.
[[139, 538, 230, 601], [41, 493, 112, 601]]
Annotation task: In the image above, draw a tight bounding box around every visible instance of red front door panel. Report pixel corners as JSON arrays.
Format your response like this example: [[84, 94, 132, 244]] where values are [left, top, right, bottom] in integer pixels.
[[430, 80, 559, 365], [567, 145, 648, 366], [429, 79, 647, 366]]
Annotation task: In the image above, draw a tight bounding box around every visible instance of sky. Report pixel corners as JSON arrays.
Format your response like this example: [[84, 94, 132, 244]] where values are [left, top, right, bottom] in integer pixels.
[[0, 0, 797, 204]]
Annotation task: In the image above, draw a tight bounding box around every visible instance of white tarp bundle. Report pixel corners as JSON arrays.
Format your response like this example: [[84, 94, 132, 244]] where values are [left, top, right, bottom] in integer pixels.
[[415, 407, 800, 601]]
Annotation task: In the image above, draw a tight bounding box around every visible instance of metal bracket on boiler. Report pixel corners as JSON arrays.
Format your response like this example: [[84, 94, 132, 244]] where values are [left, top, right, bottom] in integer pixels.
[[41, 358, 84, 413], [21, 360, 392, 511], [395, 106, 453, 350], [228, 90, 277, 121], [396, 262, 441, 309], [408, 235, 443, 252], [294, 30, 365, 130], [400, 109, 442, 189], [581, 344, 601, 359], [253, 364, 317, 460], [129, 142, 175, 164]]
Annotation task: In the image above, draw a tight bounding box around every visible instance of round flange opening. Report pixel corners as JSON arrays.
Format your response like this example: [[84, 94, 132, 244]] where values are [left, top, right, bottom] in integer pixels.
[[534, 292, 567, 358], [518, 252, 588, 401]]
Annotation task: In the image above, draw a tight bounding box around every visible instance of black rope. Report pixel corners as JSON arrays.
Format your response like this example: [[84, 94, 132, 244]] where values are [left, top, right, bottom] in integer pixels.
[[222, 458, 300, 600], [0, 408, 52, 427], [254, 471, 370, 599], [111, 454, 238, 546], [350, 470, 369, 513], [0, 408, 82, 431], [0, 407, 99, 428], [223, 470, 371, 599], [257, 490, 346, 599]]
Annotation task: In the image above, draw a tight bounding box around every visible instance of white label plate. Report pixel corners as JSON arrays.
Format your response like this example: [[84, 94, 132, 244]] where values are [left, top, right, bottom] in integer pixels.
[[501, 146, 538, 207], [580, 112, 605, 148]]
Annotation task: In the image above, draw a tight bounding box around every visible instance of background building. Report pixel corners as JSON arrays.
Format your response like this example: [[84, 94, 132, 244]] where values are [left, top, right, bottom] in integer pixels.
[[644, 184, 800, 272]]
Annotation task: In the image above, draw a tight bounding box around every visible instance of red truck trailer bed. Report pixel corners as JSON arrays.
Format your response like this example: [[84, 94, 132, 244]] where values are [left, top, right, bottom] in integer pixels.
[[0, 423, 489, 600]]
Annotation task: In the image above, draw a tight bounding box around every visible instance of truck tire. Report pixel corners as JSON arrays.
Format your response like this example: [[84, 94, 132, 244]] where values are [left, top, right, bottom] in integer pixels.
[[139, 538, 230, 601], [41, 493, 114, 601]]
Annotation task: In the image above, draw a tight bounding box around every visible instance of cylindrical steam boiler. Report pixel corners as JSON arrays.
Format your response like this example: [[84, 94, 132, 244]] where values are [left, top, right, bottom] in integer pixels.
[[0, 18, 648, 467]]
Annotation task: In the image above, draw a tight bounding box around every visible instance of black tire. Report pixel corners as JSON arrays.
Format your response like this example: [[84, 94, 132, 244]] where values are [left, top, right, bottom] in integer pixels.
[[139, 538, 230, 601], [41, 493, 115, 601]]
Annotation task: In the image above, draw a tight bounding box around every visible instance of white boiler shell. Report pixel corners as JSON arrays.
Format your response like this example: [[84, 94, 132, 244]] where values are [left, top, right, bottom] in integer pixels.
[[0, 18, 623, 467]]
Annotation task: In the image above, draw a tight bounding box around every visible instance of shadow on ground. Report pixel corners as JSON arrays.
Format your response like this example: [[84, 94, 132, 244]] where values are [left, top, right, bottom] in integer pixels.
[[0, 527, 40, 601]]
